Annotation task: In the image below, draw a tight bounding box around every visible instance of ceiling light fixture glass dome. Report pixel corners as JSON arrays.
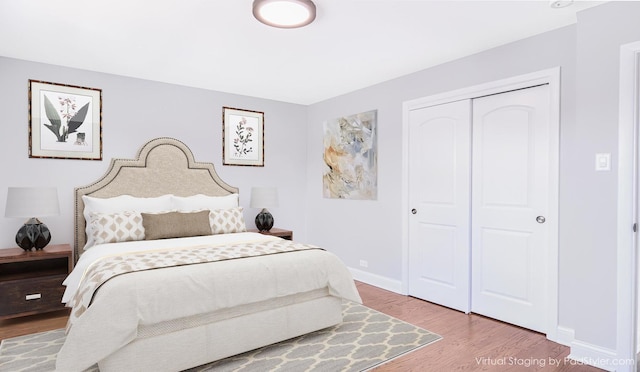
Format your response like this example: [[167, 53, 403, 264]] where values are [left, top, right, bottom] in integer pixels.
[[253, 0, 316, 29]]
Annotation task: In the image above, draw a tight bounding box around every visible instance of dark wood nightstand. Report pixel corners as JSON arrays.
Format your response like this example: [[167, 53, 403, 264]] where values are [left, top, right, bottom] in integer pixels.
[[249, 228, 293, 240], [0, 244, 72, 319]]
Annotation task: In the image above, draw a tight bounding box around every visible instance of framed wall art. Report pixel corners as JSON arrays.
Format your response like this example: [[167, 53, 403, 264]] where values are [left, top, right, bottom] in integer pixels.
[[323, 109, 377, 200], [29, 80, 102, 160], [222, 106, 264, 166]]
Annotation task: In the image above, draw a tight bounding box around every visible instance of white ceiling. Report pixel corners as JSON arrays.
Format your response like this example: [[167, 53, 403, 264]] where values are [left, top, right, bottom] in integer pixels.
[[0, 0, 605, 105]]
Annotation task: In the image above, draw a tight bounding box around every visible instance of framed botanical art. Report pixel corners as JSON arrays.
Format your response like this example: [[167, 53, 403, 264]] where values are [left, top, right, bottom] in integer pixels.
[[222, 106, 264, 166], [28, 80, 102, 160]]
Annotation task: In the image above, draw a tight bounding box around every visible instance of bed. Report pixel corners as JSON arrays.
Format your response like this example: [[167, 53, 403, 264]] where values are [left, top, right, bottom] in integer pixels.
[[55, 137, 361, 372]]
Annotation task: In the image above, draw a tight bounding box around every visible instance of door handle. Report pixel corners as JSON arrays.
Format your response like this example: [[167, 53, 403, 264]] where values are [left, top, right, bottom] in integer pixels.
[[536, 216, 546, 224], [411, 209, 417, 215]]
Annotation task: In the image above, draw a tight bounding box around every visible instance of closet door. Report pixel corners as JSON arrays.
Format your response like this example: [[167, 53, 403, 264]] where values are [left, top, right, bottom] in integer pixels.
[[470, 84, 550, 333], [408, 100, 471, 313]]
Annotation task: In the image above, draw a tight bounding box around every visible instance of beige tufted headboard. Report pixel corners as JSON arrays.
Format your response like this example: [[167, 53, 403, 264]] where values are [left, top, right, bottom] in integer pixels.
[[74, 137, 238, 262]]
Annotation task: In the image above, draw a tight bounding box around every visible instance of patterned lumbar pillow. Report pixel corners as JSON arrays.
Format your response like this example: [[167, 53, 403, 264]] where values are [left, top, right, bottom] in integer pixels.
[[210, 207, 247, 234], [87, 211, 145, 249]]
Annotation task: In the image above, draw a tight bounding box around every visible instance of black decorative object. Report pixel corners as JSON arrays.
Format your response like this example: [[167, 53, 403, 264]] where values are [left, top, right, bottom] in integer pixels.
[[250, 187, 278, 232], [16, 218, 52, 251], [255, 209, 274, 232], [5, 187, 59, 251]]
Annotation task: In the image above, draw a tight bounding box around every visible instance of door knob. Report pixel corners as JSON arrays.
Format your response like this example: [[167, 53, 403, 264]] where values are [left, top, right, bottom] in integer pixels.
[[411, 209, 417, 215], [536, 216, 546, 224]]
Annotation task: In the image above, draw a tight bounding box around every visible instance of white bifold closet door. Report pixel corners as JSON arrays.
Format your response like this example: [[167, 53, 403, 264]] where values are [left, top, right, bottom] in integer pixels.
[[408, 84, 551, 333]]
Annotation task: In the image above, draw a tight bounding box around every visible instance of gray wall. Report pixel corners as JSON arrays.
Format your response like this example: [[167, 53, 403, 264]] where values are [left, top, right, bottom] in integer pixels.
[[306, 1, 640, 352], [571, 1, 640, 348], [0, 57, 309, 250]]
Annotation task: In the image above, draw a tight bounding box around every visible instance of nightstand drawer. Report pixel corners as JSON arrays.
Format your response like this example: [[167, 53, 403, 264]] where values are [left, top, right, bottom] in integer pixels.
[[0, 274, 66, 317]]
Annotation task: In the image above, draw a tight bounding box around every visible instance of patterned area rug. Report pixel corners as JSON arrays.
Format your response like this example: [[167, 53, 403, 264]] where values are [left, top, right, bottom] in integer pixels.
[[0, 302, 441, 372]]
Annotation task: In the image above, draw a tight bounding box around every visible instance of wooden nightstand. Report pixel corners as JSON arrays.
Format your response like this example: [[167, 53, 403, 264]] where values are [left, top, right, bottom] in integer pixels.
[[0, 244, 72, 319], [249, 228, 293, 240]]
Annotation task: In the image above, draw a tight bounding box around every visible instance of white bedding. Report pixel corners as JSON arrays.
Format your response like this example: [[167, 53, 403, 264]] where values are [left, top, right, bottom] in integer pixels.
[[56, 232, 361, 371], [62, 232, 275, 304]]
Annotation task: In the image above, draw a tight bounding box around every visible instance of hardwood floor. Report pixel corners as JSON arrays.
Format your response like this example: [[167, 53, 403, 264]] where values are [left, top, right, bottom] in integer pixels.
[[356, 282, 602, 372], [0, 282, 602, 371], [0, 309, 68, 342]]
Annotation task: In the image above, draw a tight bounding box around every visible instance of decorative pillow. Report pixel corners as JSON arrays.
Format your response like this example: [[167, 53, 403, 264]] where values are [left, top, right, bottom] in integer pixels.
[[142, 210, 212, 240], [171, 194, 239, 212], [82, 194, 173, 249], [210, 207, 247, 234], [86, 211, 145, 249]]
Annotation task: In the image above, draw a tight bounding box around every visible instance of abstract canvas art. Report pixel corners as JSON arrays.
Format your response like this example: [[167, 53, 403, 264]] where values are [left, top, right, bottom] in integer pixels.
[[323, 110, 377, 200]]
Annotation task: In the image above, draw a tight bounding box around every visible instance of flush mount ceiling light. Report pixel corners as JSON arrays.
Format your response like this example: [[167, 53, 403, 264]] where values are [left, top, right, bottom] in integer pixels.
[[253, 0, 316, 29]]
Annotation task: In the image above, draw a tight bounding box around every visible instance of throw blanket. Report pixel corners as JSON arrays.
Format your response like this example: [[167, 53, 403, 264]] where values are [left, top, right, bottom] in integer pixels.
[[56, 236, 361, 372], [66, 239, 322, 332]]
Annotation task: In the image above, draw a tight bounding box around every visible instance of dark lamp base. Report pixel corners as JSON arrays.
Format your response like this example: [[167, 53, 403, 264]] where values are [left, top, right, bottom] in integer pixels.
[[255, 209, 274, 232], [16, 218, 51, 251]]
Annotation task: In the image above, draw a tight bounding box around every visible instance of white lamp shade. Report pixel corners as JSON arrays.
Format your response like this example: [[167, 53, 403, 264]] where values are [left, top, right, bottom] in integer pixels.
[[5, 187, 60, 218], [250, 187, 279, 209]]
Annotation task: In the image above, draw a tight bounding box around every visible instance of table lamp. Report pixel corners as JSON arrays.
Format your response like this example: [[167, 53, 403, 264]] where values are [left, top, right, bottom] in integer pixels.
[[5, 187, 60, 250], [250, 187, 278, 232]]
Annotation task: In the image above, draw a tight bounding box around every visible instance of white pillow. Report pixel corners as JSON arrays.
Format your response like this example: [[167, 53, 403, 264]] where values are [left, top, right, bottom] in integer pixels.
[[171, 194, 239, 212], [82, 194, 173, 249]]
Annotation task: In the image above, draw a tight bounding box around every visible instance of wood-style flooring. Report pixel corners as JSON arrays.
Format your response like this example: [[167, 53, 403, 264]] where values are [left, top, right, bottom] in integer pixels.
[[0, 281, 602, 371], [356, 282, 602, 371], [0, 309, 69, 342]]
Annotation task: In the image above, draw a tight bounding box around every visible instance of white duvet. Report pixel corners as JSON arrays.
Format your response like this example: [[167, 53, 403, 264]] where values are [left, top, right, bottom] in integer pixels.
[[56, 232, 361, 371], [62, 232, 281, 304]]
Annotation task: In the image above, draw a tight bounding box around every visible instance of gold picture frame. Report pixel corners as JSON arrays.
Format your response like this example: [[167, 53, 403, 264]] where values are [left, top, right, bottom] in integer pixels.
[[29, 79, 102, 160], [222, 106, 264, 166]]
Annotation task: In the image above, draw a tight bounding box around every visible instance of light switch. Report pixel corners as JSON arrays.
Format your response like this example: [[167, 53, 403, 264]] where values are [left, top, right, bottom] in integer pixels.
[[595, 153, 611, 171]]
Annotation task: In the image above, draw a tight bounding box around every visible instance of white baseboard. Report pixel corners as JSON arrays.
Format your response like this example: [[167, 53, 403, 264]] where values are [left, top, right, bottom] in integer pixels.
[[553, 326, 574, 347], [569, 340, 635, 372], [554, 329, 635, 371], [348, 267, 404, 294]]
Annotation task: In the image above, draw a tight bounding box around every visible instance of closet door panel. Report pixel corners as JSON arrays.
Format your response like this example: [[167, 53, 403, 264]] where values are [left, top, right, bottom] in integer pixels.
[[471, 85, 550, 333], [408, 100, 471, 313]]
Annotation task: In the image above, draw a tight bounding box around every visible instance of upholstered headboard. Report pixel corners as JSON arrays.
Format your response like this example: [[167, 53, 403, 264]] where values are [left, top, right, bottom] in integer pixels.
[[74, 137, 238, 262]]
